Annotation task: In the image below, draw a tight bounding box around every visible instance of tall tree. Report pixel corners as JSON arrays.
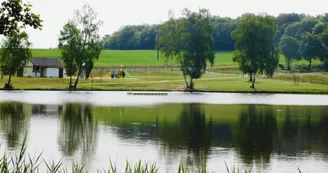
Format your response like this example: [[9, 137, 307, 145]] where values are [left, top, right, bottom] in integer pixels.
[[317, 29, 328, 69], [0, 0, 43, 36], [0, 31, 31, 89], [301, 33, 322, 70], [59, 4, 103, 90], [279, 36, 301, 71], [232, 13, 279, 88], [58, 22, 81, 89], [158, 8, 215, 90]]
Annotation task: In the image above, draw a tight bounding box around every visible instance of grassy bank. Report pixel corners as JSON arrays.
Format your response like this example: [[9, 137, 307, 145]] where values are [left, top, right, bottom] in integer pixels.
[[1, 71, 328, 94]]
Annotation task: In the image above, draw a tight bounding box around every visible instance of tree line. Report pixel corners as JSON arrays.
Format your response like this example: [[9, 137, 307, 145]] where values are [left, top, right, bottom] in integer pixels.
[[102, 16, 237, 51], [102, 13, 328, 52]]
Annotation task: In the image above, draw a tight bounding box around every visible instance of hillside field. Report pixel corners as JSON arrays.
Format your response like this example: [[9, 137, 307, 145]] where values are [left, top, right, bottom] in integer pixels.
[[31, 49, 322, 69], [32, 49, 234, 66]]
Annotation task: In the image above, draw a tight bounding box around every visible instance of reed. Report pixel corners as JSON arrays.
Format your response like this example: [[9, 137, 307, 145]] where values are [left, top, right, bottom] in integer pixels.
[[0, 136, 306, 173]]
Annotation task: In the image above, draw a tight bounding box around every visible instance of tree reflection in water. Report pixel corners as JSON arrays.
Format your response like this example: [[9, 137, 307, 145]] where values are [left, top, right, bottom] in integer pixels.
[[0, 102, 29, 149], [235, 104, 277, 167], [157, 104, 213, 168], [57, 103, 98, 162]]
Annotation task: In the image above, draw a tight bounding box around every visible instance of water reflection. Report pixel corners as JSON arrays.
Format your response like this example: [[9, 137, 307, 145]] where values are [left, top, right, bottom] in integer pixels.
[[57, 104, 99, 161], [109, 104, 213, 167], [235, 105, 277, 168], [277, 106, 328, 156], [104, 104, 328, 170], [157, 104, 213, 167], [0, 102, 29, 149], [1, 100, 328, 172]]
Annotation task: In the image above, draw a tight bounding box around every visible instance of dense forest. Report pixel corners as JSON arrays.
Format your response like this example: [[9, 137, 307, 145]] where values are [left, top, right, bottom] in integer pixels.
[[101, 13, 328, 51]]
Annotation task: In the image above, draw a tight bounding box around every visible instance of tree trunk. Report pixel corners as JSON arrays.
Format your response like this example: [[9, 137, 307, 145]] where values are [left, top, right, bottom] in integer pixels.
[[7, 71, 12, 88], [182, 71, 189, 89], [6, 57, 14, 89], [251, 73, 256, 88], [73, 69, 82, 89], [69, 58, 73, 91], [69, 74, 73, 91], [249, 72, 253, 82], [308, 59, 312, 71], [287, 61, 291, 71], [189, 78, 194, 90]]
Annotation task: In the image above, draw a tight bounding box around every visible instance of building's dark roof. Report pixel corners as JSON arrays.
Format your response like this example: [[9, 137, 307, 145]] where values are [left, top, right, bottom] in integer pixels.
[[31, 58, 63, 68]]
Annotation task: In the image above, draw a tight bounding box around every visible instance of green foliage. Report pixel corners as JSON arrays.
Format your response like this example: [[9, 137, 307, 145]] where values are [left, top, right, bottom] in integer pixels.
[[0, 31, 31, 88], [284, 22, 302, 39], [232, 13, 279, 88], [158, 8, 215, 89], [103, 16, 236, 51], [279, 36, 301, 70], [318, 29, 328, 68], [298, 17, 319, 35], [275, 13, 305, 44], [59, 4, 103, 89], [0, 0, 43, 36], [232, 50, 251, 75], [313, 22, 328, 35], [103, 25, 159, 50], [300, 33, 323, 69], [59, 21, 81, 76], [211, 16, 237, 50]]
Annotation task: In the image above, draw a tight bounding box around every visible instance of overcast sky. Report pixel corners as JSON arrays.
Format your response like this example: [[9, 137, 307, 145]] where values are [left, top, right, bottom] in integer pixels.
[[14, 0, 328, 48]]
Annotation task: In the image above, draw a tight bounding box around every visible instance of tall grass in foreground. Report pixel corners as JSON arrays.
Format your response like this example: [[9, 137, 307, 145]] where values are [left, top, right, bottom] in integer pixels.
[[0, 137, 305, 173]]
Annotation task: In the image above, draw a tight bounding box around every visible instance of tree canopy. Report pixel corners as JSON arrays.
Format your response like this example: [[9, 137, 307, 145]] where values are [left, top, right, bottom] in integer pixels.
[[59, 4, 103, 90], [157, 8, 215, 90], [0, 0, 43, 36], [232, 13, 279, 88], [0, 31, 31, 88], [279, 36, 301, 71]]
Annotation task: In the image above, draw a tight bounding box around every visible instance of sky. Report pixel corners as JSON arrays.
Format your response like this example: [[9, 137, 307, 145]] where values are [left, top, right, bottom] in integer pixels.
[[8, 0, 328, 48]]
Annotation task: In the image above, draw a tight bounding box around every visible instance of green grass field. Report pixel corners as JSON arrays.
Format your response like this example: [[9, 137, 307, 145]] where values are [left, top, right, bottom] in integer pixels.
[[32, 49, 322, 69], [31, 49, 240, 67]]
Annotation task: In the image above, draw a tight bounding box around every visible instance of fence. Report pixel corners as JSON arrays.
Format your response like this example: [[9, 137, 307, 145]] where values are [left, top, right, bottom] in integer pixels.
[[93, 66, 180, 72], [92, 67, 328, 85], [275, 75, 328, 85]]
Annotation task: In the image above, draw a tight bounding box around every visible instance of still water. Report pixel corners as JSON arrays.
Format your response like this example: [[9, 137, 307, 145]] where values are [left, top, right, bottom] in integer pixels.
[[0, 91, 328, 173]]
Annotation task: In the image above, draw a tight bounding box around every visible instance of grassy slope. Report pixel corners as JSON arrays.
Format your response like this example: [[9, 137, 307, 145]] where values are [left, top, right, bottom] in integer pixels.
[[1, 71, 327, 93], [31, 49, 240, 66], [31, 49, 322, 67]]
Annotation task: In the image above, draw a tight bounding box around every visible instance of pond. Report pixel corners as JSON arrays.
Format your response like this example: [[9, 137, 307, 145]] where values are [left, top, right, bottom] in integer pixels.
[[0, 91, 328, 172]]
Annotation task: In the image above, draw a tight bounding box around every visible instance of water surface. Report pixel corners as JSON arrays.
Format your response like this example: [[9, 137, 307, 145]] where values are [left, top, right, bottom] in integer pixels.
[[0, 91, 328, 173]]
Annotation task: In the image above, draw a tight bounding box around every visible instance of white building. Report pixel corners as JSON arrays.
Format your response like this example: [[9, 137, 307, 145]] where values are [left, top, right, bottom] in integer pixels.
[[24, 58, 65, 78]]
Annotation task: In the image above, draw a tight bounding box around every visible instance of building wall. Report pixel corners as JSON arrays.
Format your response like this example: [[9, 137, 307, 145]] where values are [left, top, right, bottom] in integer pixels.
[[23, 67, 61, 78], [45, 68, 59, 78], [23, 67, 41, 77]]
